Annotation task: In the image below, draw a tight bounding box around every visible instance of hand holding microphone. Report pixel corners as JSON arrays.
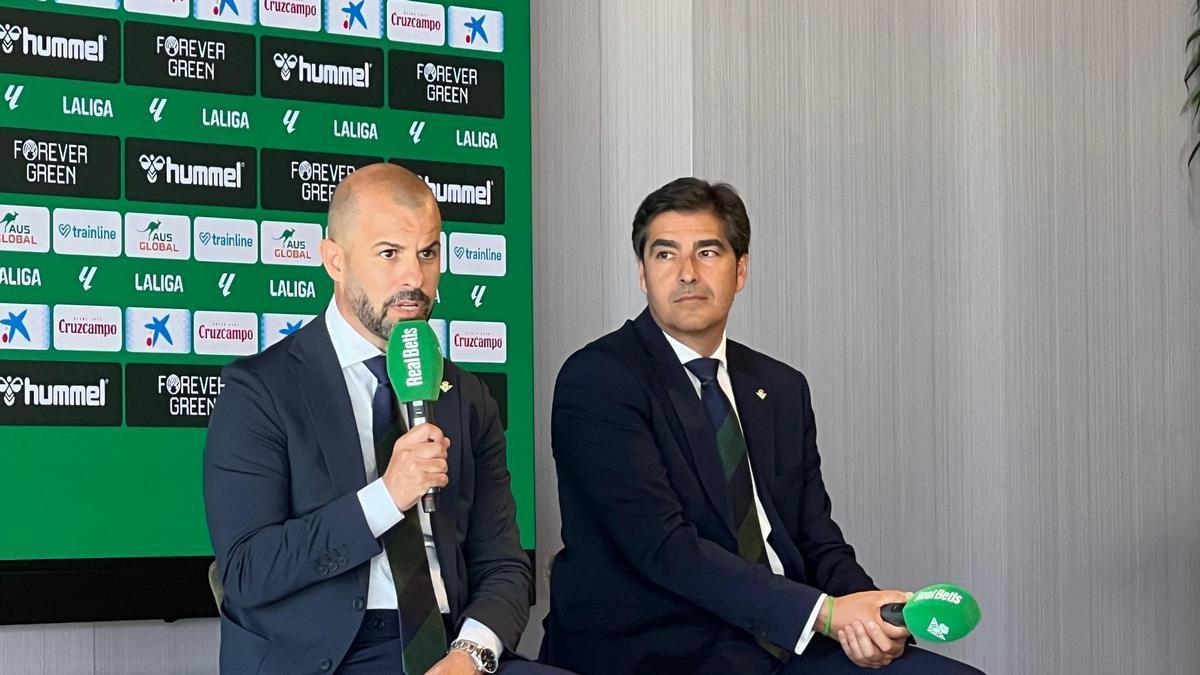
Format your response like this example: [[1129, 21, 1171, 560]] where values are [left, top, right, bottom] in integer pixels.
[[380, 423, 449, 511], [385, 320, 447, 512]]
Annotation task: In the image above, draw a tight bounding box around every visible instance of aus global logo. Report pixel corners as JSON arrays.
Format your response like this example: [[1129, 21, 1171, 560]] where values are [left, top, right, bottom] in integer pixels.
[[0, 204, 49, 253], [261, 220, 322, 266], [125, 212, 191, 260]]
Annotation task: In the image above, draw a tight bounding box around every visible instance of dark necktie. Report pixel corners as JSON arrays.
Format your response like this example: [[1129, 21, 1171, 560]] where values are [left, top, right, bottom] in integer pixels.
[[684, 358, 769, 566], [686, 357, 790, 661], [364, 355, 448, 675]]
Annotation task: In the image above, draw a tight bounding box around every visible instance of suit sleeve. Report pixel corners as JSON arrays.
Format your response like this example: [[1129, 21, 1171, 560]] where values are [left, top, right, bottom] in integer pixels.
[[787, 373, 876, 596], [457, 375, 533, 651], [551, 350, 821, 651], [203, 362, 382, 609]]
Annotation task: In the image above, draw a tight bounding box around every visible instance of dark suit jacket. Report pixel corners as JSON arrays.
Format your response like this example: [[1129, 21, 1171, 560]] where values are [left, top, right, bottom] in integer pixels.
[[541, 309, 876, 675], [204, 314, 531, 675]]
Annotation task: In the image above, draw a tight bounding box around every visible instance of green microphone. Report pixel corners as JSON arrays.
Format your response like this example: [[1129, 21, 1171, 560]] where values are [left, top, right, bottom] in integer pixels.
[[386, 320, 445, 513], [879, 584, 981, 643]]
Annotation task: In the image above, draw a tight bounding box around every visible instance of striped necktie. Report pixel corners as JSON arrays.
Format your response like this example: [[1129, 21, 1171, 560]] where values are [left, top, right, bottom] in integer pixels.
[[364, 355, 448, 675]]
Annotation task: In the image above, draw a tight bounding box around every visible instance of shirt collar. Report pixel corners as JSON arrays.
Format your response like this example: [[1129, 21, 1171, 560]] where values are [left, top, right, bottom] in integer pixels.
[[662, 329, 728, 372], [324, 298, 383, 370]]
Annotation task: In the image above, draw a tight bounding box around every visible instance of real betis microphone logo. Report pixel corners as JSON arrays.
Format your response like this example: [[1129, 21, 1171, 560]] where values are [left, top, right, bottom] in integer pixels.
[[399, 325, 423, 387]]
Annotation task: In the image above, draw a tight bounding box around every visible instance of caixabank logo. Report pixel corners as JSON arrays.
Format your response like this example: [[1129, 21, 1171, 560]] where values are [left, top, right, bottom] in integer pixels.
[[262, 36, 383, 108], [0, 360, 121, 426], [126, 138, 257, 208], [126, 363, 222, 427], [124, 22, 256, 95], [0, 7, 120, 83], [389, 49, 503, 118], [0, 127, 120, 199], [391, 158, 504, 224], [260, 148, 381, 213]]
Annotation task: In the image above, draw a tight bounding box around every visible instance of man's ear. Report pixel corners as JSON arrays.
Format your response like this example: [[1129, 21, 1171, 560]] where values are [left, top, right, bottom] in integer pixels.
[[734, 253, 749, 293], [637, 257, 647, 294], [320, 238, 345, 284]]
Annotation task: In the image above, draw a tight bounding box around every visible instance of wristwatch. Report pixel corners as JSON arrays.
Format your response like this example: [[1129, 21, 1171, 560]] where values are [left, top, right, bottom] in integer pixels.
[[448, 638, 498, 674]]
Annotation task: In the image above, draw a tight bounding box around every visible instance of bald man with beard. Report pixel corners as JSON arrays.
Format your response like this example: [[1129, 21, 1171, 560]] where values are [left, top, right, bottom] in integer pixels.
[[205, 165, 563, 675]]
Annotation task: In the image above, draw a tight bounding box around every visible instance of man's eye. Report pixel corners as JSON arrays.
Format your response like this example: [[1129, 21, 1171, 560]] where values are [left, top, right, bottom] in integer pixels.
[[380, 250, 396, 259], [655, 251, 672, 259], [419, 249, 437, 260]]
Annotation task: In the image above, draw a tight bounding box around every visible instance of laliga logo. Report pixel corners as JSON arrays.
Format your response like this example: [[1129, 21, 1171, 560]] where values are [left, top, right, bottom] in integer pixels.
[[20, 140, 37, 161], [1, 25, 21, 55], [295, 160, 312, 180], [139, 154, 166, 183], [161, 35, 181, 57], [273, 52, 299, 80], [0, 375, 21, 407]]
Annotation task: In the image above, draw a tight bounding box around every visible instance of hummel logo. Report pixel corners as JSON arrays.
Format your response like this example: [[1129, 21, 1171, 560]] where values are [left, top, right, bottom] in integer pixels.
[[282, 109, 300, 134], [4, 84, 23, 111], [0, 375, 21, 407], [470, 284, 486, 308], [149, 97, 167, 123], [927, 617, 950, 641], [139, 154, 166, 183], [409, 120, 425, 144], [1, 25, 21, 55], [79, 266, 97, 291], [273, 52, 299, 80], [218, 272, 236, 297]]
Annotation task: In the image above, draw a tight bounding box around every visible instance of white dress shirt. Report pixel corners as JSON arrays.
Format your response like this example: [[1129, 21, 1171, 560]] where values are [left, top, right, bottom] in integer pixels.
[[325, 300, 502, 656], [662, 330, 826, 656]]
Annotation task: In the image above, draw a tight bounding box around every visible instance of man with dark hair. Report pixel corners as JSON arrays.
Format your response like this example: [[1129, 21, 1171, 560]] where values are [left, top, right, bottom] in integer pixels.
[[542, 178, 982, 674]]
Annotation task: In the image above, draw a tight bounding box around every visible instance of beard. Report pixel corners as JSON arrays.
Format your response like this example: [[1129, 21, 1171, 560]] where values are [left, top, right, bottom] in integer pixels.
[[345, 274, 433, 341]]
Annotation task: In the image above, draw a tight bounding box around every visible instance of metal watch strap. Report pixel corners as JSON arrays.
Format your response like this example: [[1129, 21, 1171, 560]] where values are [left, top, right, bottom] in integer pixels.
[[448, 638, 498, 674]]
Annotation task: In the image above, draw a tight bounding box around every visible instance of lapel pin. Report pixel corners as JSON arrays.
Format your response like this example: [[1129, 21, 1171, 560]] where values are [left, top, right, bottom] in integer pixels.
[[756, 389, 767, 400], [440, 380, 453, 393]]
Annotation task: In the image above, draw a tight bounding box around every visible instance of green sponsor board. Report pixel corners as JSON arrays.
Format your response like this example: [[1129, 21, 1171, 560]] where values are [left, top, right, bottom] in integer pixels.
[[0, 0, 533, 559]]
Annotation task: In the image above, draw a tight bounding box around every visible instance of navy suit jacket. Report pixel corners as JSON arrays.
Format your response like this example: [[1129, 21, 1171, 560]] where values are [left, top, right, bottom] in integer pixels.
[[204, 315, 531, 675], [541, 309, 875, 675]]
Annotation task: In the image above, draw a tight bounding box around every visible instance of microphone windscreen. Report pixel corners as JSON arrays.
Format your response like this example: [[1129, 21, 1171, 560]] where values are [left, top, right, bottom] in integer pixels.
[[386, 320, 445, 404]]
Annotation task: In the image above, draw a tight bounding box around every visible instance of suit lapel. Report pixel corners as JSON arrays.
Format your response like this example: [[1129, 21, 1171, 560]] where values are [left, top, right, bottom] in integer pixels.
[[632, 310, 736, 536], [428, 362, 461, 611], [288, 315, 368, 495]]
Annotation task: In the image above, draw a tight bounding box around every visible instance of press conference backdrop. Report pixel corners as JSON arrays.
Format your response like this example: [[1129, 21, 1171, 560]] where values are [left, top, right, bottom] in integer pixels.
[[0, 0, 531, 625]]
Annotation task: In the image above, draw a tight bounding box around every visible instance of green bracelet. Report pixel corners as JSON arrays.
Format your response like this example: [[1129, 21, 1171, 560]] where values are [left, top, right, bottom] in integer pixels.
[[822, 596, 835, 636]]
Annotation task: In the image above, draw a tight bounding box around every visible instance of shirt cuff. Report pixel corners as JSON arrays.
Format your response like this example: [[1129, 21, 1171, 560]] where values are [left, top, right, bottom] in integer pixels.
[[794, 593, 828, 655], [456, 618, 505, 658], [356, 478, 404, 539]]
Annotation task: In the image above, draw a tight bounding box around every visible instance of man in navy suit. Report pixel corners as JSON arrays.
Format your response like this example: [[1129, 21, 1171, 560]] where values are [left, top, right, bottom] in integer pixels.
[[542, 178, 983, 674], [205, 164, 566, 675]]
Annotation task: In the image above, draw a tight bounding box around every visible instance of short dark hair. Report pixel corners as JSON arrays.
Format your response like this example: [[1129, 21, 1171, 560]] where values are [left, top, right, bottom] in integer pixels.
[[631, 177, 751, 260]]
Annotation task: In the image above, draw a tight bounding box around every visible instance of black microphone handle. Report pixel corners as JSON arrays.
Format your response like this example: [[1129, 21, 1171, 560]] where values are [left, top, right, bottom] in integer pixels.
[[880, 603, 906, 628], [406, 399, 440, 513]]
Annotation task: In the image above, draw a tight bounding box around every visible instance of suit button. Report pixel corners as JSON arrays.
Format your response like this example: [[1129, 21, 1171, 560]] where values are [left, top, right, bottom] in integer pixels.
[[317, 566, 328, 577], [318, 658, 332, 671], [353, 597, 364, 610], [337, 556, 348, 566]]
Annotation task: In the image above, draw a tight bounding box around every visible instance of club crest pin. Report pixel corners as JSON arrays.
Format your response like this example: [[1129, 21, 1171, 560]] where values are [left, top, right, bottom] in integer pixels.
[[756, 389, 767, 400], [440, 380, 453, 393]]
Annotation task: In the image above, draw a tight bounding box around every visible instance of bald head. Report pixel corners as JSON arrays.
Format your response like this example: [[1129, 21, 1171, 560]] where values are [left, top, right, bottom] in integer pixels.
[[327, 163, 439, 243]]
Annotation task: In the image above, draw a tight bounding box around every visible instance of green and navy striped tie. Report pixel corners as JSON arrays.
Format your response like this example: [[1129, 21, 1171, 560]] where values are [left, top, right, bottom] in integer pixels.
[[685, 357, 769, 566], [365, 355, 448, 675]]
